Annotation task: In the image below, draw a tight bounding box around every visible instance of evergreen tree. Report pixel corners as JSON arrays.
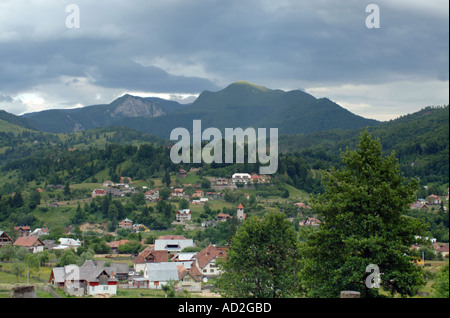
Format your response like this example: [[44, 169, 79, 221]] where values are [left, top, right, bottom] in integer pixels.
[[299, 130, 428, 298]]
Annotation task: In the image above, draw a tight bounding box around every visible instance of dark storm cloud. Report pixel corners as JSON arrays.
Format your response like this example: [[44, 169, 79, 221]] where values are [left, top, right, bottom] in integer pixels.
[[0, 0, 447, 116]]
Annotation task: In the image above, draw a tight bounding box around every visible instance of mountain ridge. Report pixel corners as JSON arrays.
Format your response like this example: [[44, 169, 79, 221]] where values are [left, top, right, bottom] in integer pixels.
[[10, 81, 379, 136]]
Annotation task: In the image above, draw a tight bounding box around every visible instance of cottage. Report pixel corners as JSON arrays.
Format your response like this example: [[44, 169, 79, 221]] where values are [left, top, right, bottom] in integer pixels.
[[14, 225, 30, 237], [49, 260, 117, 296], [13, 236, 45, 253], [0, 231, 13, 247], [426, 194, 442, 205], [92, 189, 107, 198], [177, 264, 203, 292]]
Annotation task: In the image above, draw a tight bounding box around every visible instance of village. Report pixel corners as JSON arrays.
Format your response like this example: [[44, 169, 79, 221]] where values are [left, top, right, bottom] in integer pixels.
[[0, 169, 448, 298]]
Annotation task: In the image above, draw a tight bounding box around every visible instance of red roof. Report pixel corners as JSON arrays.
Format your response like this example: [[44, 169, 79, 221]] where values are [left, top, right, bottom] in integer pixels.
[[237, 203, 244, 209], [13, 236, 44, 247], [195, 244, 228, 269]]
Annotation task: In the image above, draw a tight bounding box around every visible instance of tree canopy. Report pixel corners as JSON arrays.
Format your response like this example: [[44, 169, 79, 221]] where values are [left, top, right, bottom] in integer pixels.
[[299, 130, 428, 297]]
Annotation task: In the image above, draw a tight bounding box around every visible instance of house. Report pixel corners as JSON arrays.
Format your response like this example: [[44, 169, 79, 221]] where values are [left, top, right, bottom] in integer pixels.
[[215, 178, 228, 185], [299, 217, 322, 227], [144, 189, 159, 201], [13, 236, 44, 253], [92, 189, 107, 198], [217, 212, 232, 222], [232, 173, 251, 184], [133, 248, 169, 273], [29, 227, 49, 237], [410, 200, 428, 210], [192, 190, 204, 198], [171, 188, 185, 197], [236, 203, 246, 221], [106, 240, 129, 254], [14, 225, 30, 237], [176, 209, 192, 222], [119, 218, 133, 229], [192, 198, 208, 205], [171, 252, 196, 263], [54, 238, 82, 251], [49, 260, 117, 296], [194, 244, 228, 279], [433, 243, 449, 258], [132, 223, 149, 232], [178, 169, 188, 178], [177, 264, 203, 292], [0, 231, 13, 247], [154, 238, 195, 253], [426, 194, 442, 205], [206, 192, 221, 200], [102, 180, 115, 187], [108, 262, 130, 281], [144, 262, 180, 289]]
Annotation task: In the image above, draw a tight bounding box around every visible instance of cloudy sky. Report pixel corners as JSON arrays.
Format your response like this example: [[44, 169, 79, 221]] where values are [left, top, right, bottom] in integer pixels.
[[0, 0, 448, 120]]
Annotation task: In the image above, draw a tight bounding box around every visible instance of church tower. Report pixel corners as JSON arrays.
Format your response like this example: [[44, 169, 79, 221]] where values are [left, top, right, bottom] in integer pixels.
[[237, 203, 246, 221]]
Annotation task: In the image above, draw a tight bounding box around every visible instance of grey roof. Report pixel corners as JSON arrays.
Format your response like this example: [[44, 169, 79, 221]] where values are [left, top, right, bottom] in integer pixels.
[[145, 262, 179, 282], [51, 267, 66, 283], [54, 262, 117, 283], [109, 262, 129, 274]]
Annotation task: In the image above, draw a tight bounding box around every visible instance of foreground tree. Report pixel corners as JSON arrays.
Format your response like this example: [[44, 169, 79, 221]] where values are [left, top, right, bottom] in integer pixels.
[[300, 130, 428, 297], [215, 211, 301, 298]]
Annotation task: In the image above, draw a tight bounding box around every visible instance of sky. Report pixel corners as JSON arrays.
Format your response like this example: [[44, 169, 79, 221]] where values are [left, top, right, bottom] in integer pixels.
[[0, 0, 448, 121]]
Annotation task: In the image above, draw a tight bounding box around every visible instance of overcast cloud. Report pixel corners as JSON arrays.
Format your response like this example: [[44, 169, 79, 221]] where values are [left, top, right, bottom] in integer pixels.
[[0, 0, 448, 120]]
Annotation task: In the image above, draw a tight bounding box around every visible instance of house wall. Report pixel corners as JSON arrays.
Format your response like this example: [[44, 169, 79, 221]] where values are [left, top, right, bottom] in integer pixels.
[[89, 284, 117, 296], [32, 246, 44, 254], [200, 260, 221, 277], [179, 275, 202, 292], [134, 263, 147, 273], [65, 281, 87, 297]]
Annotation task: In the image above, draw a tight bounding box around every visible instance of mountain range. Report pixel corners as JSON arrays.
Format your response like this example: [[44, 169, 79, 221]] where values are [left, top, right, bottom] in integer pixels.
[[13, 81, 378, 137]]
